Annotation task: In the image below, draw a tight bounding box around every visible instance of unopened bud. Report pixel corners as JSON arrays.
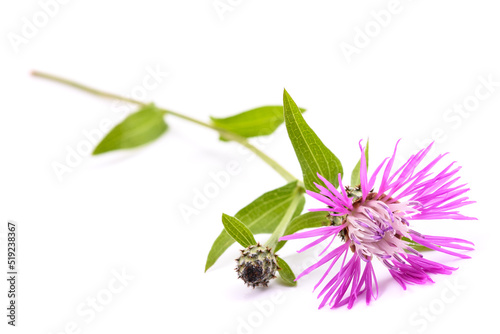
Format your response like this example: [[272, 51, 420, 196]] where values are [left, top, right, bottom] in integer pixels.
[[235, 243, 279, 288]]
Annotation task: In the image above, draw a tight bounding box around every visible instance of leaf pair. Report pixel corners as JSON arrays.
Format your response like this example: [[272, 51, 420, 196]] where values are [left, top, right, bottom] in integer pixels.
[[94, 105, 303, 155], [95, 94, 365, 190]]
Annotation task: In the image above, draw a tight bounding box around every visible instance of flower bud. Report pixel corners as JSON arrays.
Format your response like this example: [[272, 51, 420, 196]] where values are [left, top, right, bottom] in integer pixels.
[[235, 243, 279, 288]]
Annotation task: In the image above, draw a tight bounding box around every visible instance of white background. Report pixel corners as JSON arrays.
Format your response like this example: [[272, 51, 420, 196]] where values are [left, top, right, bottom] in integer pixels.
[[1, 1, 499, 333]]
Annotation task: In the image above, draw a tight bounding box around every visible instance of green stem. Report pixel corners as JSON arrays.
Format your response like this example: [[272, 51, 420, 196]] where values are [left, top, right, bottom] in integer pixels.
[[265, 188, 303, 251], [31, 71, 141, 105], [32, 71, 297, 183]]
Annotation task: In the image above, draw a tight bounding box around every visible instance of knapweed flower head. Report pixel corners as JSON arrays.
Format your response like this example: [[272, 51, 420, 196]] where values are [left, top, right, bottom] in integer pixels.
[[280, 140, 475, 309], [236, 243, 279, 288]]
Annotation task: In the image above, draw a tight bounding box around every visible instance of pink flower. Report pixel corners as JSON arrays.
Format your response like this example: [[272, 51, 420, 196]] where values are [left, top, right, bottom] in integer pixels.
[[280, 140, 475, 309]]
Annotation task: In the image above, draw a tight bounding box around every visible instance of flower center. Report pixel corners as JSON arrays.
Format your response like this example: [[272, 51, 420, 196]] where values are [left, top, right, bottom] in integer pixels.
[[345, 198, 414, 262]]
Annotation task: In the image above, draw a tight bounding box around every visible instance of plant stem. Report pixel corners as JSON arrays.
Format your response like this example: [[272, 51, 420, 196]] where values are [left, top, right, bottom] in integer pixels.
[[31, 71, 141, 105], [32, 70, 298, 183], [265, 188, 303, 251]]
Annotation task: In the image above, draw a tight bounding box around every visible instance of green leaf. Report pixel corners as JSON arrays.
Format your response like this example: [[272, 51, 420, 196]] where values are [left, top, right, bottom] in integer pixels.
[[221, 214, 256, 248], [351, 139, 369, 186], [276, 257, 297, 286], [283, 90, 343, 191], [205, 181, 305, 272], [93, 104, 167, 155], [402, 237, 434, 252], [275, 211, 330, 252], [210, 106, 306, 140]]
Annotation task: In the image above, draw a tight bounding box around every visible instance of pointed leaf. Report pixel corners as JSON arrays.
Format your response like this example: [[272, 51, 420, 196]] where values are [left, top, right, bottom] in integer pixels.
[[93, 104, 167, 155], [283, 90, 343, 191], [276, 257, 297, 286], [351, 139, 369, 186], [205, 181, 305, 271], [275, 211, 331, 252], [210, 106, 306, 140], [221, 214, 256, 248]]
